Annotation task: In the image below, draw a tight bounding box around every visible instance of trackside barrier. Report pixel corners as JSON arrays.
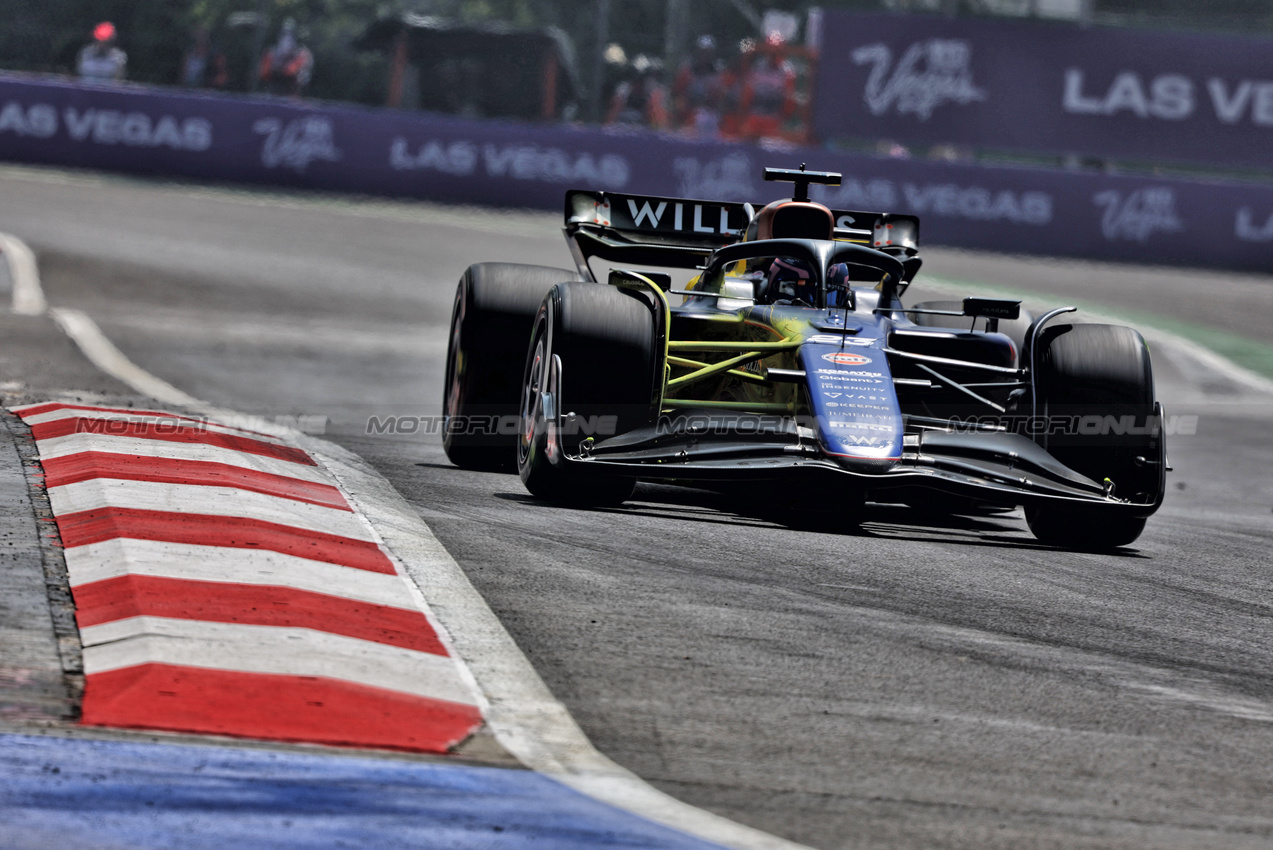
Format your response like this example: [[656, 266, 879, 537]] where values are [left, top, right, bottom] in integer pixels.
[[2, 73, 1272, 271], [814, 12, 1273, 173]]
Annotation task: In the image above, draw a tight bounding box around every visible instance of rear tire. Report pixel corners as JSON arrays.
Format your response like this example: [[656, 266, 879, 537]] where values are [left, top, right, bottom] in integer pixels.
[[443, 263, 581, 471], [518, 283, 657, 505], [1024, 323, 1162, 549]]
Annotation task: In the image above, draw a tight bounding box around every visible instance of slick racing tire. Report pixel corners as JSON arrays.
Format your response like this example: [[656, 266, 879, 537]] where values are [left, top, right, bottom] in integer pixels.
[[907, 299, 1034, 364], [443, 263, 582, 472], [518, 282, 657, 506], [1024, 323, 1162, 550]]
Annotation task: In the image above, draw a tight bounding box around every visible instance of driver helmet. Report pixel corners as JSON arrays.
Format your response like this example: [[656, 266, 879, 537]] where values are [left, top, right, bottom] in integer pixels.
[[826, 262, 851, 308], [765, 256, 817, 304]]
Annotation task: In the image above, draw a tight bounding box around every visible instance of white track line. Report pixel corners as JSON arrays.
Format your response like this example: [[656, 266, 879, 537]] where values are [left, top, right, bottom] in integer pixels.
[[1138, 325, 1273, 399], [48, 307, 202, 407], [0, 231, 47, 315], [920, 273, 1273, 399]]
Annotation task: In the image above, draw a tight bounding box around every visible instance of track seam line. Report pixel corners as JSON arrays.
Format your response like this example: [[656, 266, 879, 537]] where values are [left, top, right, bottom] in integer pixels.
[[47, 308, 202, 407]]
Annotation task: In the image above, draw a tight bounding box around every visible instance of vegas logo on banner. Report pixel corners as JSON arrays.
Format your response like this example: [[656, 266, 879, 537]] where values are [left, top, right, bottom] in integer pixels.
[[813, 12, 1273, 172]]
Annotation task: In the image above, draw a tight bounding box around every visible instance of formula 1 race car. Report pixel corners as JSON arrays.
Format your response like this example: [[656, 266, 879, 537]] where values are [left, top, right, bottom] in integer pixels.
[[443, 166, 1167, 549]]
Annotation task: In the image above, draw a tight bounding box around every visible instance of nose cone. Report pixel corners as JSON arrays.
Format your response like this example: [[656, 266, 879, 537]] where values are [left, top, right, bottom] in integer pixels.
[[798, 339, 903, 469]]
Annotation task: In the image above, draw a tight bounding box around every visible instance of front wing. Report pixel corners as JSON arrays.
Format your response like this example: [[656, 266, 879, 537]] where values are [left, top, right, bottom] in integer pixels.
[[546, 409, 1166, 518]]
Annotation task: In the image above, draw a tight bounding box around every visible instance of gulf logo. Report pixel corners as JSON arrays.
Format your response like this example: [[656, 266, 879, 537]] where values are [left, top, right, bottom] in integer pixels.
[[822, 351, 873, 366]]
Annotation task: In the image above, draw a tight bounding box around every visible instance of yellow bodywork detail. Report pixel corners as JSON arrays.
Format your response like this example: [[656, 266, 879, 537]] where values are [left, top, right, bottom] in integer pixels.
[[666, 355, 768, 385], [662, 399, 792, 412], [668, 349, 777, 389], [608, 270, 806, 419], [667, 338, 800, 353]]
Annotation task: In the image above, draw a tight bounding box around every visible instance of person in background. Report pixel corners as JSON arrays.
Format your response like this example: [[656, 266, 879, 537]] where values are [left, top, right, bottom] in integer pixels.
[[605, 58, 668, 130], [672, 35, 725, 138], [715, 41, 749, 139], [77, 21, 127, 82], [181, 26, 229, 89], [736, 34, 796, 142], [259, 19, 313, 97]]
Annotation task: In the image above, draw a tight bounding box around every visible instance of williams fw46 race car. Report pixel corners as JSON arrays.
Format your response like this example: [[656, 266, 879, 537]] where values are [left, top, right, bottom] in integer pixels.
[[444, 166, 1167, 549]]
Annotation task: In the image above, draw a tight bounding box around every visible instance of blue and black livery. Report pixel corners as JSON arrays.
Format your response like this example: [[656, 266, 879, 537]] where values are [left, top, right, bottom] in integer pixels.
[[443, 166, 1167, 549]]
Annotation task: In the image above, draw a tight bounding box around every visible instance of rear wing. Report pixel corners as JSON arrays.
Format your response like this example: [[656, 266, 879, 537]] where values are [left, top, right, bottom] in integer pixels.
[[564, 189, 920, 275]]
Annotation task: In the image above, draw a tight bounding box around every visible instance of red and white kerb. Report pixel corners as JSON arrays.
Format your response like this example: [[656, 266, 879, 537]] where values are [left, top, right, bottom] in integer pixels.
[[13, 403, 482, 753]]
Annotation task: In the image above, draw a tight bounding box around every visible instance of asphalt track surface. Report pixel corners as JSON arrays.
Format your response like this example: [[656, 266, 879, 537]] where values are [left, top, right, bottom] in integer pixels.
[[4, 165, 1273, 849]]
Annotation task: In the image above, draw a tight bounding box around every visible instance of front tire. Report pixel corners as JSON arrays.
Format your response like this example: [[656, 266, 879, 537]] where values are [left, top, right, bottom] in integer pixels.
[[1024, 323, 1162, 549], [442, 263, 581, 471], [518, 283, 657, 505]]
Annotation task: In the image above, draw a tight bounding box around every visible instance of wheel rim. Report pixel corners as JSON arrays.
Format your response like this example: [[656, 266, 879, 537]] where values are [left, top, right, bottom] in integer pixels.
[[443, 286, 465, 442], [518, 329, 548, 469]]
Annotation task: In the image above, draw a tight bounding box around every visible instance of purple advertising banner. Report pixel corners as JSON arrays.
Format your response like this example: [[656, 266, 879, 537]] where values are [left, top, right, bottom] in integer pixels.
[[2, 74, 1272, 272], [813, 12, 1273, 171]]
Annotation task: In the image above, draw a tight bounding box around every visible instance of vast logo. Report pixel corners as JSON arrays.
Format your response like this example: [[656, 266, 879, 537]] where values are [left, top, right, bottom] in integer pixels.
[[254, 116, 342, 173], [852, 39, 986, 121], [1093, 188, 1184, 242]]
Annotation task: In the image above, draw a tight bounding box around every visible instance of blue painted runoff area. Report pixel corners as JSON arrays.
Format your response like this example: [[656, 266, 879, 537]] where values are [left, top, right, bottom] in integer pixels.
[[0, 732, 730, 850]]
